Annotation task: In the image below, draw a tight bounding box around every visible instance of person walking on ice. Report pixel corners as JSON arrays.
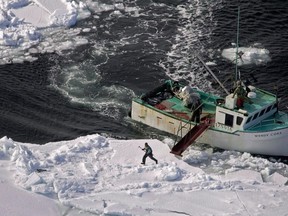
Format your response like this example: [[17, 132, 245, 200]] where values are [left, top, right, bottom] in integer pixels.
[[140, 142, 158, 165]]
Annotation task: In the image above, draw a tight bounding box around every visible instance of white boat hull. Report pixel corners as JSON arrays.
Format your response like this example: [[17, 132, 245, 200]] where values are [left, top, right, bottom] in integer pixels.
[[132, 100, 288, 156], [131, 100, 193, 136], [199, 129, 288, 156]]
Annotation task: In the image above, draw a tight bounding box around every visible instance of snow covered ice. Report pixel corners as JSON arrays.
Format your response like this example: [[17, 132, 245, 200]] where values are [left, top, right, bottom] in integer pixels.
[[222, 46, 271, 66], [0, 0, 90, 64], [1, 135, 288, 216]]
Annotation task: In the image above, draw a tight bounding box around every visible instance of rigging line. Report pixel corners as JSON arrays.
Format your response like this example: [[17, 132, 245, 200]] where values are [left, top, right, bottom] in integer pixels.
[[193, 39, 239, 83], [193, 39, 236, 76], [193, 73, 232, 115], [196, 54, 230, 95]]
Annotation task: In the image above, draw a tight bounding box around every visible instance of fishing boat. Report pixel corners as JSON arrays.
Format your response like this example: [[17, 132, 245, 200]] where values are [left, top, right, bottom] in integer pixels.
[[130, 8, 288, 157]]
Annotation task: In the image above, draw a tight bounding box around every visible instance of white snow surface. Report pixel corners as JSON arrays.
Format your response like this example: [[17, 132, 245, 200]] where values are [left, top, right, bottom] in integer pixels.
[[1, 134, 288, 216]]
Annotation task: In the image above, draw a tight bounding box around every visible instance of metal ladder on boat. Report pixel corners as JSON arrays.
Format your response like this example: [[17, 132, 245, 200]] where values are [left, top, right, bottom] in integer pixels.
[[170, 121, 210, 156]]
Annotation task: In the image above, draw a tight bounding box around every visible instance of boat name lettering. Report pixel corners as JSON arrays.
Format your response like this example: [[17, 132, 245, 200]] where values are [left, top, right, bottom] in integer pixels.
[[215, 122, 232, 131], [254, 131, 282, 138]]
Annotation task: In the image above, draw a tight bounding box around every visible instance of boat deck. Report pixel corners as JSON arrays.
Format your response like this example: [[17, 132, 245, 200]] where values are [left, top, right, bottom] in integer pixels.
[[134, 80, 288, 133], [160, 87, 278, 117], [147, 89, 220, 121], [236, 88, 277, 114]]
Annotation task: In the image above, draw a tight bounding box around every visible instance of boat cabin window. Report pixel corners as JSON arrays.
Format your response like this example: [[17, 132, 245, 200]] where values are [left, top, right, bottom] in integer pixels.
[[252, 113, 259, 121], [225, 114, 234, 127], [246, 116, 252, 124], [236, 116, 243, 125], [259, 109, 265, 117], [265, 105, 272, 113]]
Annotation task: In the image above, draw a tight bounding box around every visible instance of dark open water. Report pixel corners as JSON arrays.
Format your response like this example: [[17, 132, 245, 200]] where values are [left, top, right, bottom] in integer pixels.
[[0, 0, 287, 145]]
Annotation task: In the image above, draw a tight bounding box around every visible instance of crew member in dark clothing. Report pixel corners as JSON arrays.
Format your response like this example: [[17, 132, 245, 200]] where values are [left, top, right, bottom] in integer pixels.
[[190, 97, 202, 123], [141, 143, 158, 165]]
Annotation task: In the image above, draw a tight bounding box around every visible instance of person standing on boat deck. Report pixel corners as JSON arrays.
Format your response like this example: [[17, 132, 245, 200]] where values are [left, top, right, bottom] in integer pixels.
[[190, 96, 202, 123], [179, 86, 202, 123], [141, 143, 158, 165], [232, 80, 246, 108]]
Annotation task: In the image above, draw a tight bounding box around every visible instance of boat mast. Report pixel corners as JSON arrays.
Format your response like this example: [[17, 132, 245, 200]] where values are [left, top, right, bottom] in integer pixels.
[[235, 6, 240, 80]]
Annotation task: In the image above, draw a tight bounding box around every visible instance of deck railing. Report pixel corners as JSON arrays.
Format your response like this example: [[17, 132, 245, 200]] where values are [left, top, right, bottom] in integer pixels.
[[173, 121, 193, 146]]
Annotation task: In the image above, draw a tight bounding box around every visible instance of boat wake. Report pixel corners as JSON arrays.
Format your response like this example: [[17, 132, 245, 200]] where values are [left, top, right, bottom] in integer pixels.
[[159, 0, 223, 93]]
